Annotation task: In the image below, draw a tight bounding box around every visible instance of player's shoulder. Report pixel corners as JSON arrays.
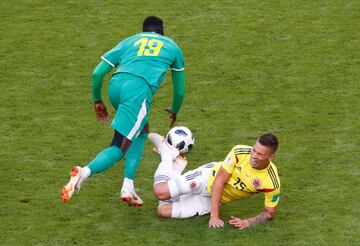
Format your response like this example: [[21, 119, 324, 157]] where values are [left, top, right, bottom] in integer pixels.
[[159, 35, 182, 50], [265, 162, 281, 189], [269, 161, 279, 174], [231, 145, 252, 155]]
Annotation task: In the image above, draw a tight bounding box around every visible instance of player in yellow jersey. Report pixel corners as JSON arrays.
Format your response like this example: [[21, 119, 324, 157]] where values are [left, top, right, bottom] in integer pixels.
[[149, 132, 280, 230]]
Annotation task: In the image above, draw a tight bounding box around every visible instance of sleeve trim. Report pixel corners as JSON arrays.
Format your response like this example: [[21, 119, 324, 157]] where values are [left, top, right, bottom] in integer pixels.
[[171, 67, 184, 71], [220, 162, 232, 173], [101, 56, 115, 68]]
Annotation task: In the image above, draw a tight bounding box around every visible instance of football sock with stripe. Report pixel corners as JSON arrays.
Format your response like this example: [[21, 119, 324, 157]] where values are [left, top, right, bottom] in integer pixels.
[[154, 152, 179, 184], [87, 146, 123, 175], [167, 174, 191, 198]]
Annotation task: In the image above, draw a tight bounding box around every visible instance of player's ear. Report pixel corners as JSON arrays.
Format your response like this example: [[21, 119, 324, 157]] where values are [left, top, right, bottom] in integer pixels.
[[269, 153, 275, 161]]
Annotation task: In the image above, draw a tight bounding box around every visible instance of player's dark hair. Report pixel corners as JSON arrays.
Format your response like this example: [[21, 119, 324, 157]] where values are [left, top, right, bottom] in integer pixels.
[[143, 16, 164, 35], [258, 133, 279, 153]]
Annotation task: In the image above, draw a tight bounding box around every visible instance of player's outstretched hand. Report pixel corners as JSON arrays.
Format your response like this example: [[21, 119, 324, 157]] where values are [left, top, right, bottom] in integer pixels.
[[229, 216, 250, 230], [165, 108, 177, 128], [94, 101, 109, 123], [208, 217, 224, 228]]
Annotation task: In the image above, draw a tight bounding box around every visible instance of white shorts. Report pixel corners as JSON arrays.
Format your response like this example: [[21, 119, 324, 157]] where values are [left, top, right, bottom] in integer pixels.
[[167, 162, 216, 218]]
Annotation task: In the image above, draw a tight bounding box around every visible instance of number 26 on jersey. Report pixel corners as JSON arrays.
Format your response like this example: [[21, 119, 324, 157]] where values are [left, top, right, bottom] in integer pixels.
[[134, 38, 163, 56]]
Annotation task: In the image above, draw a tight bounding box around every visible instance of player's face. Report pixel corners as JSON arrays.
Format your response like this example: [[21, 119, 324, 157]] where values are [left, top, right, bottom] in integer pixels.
[[250, 141, 274, 169]]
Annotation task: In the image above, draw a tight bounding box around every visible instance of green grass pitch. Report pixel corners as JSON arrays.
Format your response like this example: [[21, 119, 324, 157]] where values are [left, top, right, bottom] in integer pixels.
[[1, 0, 359, 245]]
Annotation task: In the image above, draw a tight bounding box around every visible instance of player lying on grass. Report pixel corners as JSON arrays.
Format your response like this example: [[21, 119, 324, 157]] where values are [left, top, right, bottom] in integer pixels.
[[149, 132, 281, 230]]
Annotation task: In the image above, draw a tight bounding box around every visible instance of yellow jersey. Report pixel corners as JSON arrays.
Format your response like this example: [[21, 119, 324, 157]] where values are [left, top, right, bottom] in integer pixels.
[[207, 145, 281, 207]]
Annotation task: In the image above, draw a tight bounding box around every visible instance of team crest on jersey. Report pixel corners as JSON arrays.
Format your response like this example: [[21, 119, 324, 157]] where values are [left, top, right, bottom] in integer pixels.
[[190, 181, 197, 190], [251, 178, 262, 189]]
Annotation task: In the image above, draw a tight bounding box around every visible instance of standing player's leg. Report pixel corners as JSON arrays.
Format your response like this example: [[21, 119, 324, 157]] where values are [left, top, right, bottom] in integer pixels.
[[120, 124, 149, 206], [110, 74, 152, 206], [61, 73, 151, 203]]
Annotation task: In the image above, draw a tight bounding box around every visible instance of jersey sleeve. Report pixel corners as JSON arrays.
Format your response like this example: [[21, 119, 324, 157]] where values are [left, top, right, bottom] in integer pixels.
[[220, 147, 237, 173], [170, 70, 185, 113], [264, 188, 280, 207], [171, 45, 184, 71], [101, 40, 125, 68]]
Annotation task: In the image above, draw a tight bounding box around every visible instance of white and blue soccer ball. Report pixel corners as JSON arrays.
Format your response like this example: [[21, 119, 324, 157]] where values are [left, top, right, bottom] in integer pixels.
[[166, 126, 194, 154]]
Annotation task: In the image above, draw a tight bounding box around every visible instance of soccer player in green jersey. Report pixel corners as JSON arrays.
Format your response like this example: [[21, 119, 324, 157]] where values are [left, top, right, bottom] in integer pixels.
[[61, 16, 185, 206]]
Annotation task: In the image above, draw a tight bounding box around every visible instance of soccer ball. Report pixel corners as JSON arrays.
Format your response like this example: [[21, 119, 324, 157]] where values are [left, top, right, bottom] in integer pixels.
[[166, 126, 195, 154]]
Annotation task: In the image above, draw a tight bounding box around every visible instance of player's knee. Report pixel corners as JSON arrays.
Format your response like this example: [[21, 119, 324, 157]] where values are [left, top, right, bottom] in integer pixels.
[[153, 187, 161, 200], [153, 183, 170, 200], [157, 204, 172, 218], [110, 130, 131, 153], [153, 184, 162, 199]]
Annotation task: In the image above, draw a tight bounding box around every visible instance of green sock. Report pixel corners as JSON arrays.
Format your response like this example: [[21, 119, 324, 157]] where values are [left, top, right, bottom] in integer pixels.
[[124, 133, 148, 179], [87, 146, 123, 175]]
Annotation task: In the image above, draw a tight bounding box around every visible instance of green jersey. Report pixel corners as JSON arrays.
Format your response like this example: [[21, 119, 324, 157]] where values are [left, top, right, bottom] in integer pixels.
[[101, 32, 184, 92]]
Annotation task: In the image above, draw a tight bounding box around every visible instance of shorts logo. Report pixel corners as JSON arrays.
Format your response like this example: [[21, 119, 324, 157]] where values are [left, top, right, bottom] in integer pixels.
[[251, 178, 262, 189], [190, 181, 197, 190]]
